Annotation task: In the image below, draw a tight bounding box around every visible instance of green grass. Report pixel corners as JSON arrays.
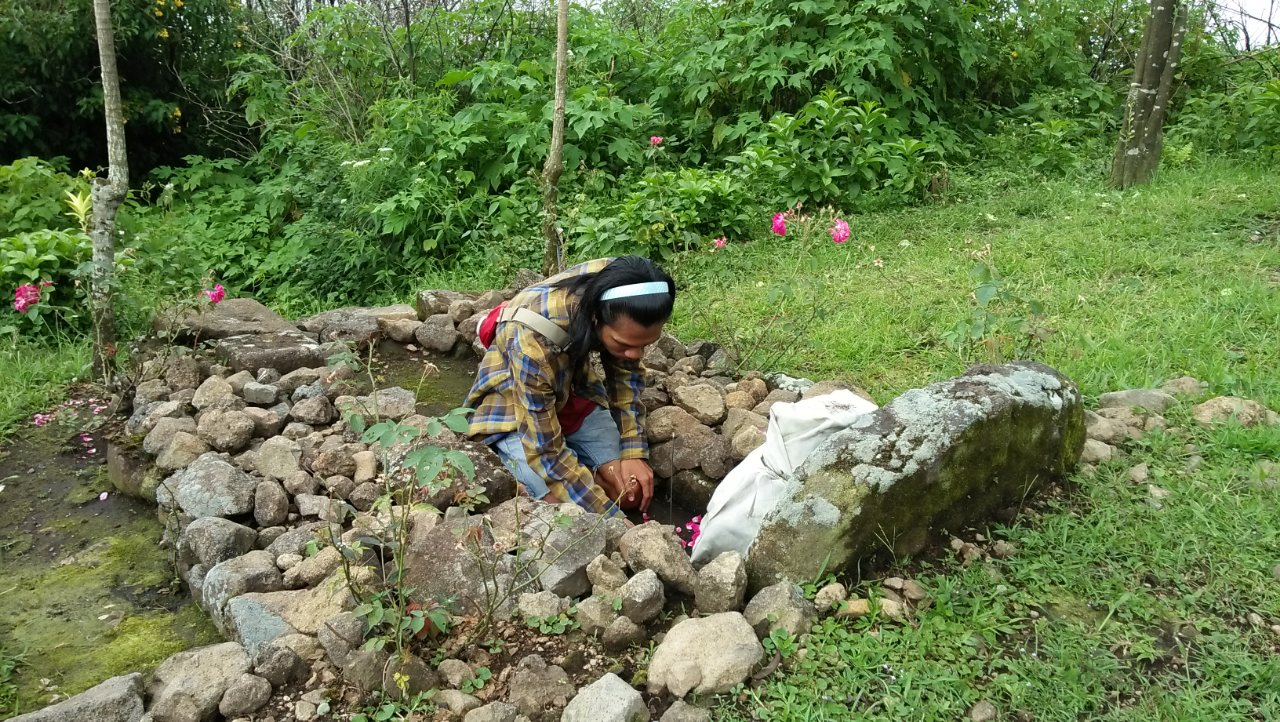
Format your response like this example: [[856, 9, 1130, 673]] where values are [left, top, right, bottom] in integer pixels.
[[660, 159, 1280, 720], [712, 408, 1280, 721], [0, 340, 88, 438], [670, 159, 1280, 409], [0, 649, 19, 718]]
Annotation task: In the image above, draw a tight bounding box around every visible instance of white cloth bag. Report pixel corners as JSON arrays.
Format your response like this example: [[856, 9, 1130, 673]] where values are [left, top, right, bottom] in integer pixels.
[[690, 389, 879, 565]]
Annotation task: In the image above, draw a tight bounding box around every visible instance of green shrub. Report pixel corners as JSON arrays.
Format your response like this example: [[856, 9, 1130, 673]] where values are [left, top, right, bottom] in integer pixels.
[[731, 91, 942, 207], [1167, 79, 1280, 162], [0, 157, 79, 238], [610, 167, 756, 258], [0, 228, 92, 334], [0, 158, 96, 336]]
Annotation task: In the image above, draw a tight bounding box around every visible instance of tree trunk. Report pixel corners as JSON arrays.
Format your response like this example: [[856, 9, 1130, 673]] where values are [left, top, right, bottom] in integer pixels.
[[91, 0, 128, 381], [541, 0, 569, 276], [1109, 0, 1189, 189], [403, 0, 416, 86]]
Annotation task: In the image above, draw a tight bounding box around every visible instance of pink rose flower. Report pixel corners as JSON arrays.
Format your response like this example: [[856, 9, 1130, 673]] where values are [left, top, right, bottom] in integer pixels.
[[771, 213, 787, 236], [830, 218, 851, 244], [713, 237, 726, 249], [204, 284, 226, 304], [13, 284, 40, 313], [650, 136, 663, 146]]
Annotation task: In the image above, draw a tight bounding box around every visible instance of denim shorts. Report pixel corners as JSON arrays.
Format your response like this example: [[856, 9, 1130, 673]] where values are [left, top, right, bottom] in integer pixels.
[[489, 405, 622, 500]]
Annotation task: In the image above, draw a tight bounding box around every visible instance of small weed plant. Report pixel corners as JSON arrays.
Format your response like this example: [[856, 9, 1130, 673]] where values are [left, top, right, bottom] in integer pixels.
[[942, 263, 1053, 364], [526, 613, 579, 635]]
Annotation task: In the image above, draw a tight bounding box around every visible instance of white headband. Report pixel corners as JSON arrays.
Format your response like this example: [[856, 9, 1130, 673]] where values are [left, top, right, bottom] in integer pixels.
[[600, 281, 670, 302]]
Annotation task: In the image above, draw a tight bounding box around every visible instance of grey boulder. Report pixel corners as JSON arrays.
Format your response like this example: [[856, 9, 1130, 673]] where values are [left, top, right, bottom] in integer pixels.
[[263, 521, 329, 558], [153, 297, 299, 341], [242, 381, 280, 405], [506, 654, 575, 720], [290, 395, 336, 425], [202, 550, 284, 633], [694, 550, 747, 614], [8, 673, 144, 722], [602, 615, 647, 652], [252, 643, 308, 687], [561, 673, 646, 722], [196, 408, 255, 452], [415, 314, 458, 353], [619, 522, 696, 595], [662, 701, 712, 722], [155, 432, 210, 471], [535, 513, 608, 598], [464, 701, 519, 722], [647, 612, 762, 696], [143, 416, 197, 456], [214, 331, 327, 375], [254, 479, 290, 528], [518, 590, 570, 622], [147, 642, 251, 722], [217, 673, 272, 717], [749, 362, 1083, 589], [1099, 388, 1176, 414], [618, 568, 664, 624], [574, 595, 619, 637], [191, 375, 235, 411], [587, 554, 629, 595], [354, 386, 417, 421], [178, 517, 256, 571], [403, 520, 529, 617], [742, 582, 817, 639], [156, 453, 257, 518]]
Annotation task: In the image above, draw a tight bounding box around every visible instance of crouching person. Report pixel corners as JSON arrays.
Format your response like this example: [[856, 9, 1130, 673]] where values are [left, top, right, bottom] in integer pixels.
[[465, 256, 675, 516]]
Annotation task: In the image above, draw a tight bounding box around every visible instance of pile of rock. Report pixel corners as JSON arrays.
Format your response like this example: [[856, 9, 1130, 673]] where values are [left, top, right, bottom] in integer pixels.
[[1081, 377, 1280, 471], [110, 280, 814, 720], [135, 277, 876, 528]]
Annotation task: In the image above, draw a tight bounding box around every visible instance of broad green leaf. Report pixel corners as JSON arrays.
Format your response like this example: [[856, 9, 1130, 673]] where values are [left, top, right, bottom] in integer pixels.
[[444, 450, 475, 480], [975, 283, 998, 307], [443, 412, 471, 433]]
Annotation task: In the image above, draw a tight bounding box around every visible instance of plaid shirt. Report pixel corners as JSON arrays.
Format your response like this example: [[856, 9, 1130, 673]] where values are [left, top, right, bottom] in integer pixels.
[[465, 258, 649, 514]]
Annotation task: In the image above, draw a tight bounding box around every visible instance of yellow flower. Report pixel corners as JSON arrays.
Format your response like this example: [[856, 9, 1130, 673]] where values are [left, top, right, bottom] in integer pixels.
[[1010, 51, 1018, 57], [156, 0, 164, 5], [175, 0, 183, 5], [171, 107, 181, 117], [154, 8, 163, 16], [237, 24, 248, 32], [158, 28, 169, 38], [233, 41, 242, 48]]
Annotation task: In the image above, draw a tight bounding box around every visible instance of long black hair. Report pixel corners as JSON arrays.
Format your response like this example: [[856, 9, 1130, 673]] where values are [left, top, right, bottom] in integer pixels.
[[554, 255, 675, 380]]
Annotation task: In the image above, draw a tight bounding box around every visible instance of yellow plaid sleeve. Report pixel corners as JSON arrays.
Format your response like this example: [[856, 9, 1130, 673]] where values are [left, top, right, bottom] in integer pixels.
[[606, 357, 649, 461]]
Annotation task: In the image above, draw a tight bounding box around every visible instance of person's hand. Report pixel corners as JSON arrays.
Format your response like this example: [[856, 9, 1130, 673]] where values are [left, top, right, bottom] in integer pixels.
[[619, 458, 654, 512], [594, 462, 628, 508]]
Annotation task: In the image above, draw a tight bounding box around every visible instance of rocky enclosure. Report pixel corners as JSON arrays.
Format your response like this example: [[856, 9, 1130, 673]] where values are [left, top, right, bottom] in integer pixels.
[[26, 273, 1275, 722]]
